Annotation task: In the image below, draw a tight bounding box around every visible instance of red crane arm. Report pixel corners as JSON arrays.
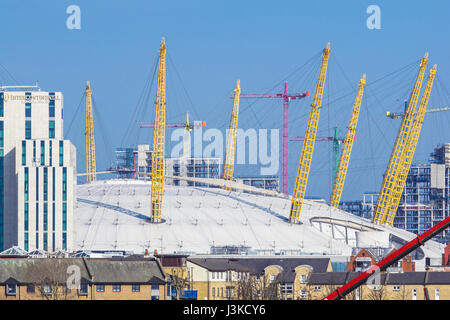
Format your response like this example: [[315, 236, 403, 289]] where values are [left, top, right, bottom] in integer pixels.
[[234, 90, 310, 99], [323, 215, 450, 300]]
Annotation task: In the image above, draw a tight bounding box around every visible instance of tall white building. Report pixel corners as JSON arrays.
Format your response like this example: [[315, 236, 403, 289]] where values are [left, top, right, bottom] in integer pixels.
[[0, 86, 76, 252]]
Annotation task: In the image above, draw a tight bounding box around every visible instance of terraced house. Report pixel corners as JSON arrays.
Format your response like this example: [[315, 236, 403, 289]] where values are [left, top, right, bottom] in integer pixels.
[[0, 257, 168, 300], [186, 256, 333, 300], [306, 271, 450, 300]]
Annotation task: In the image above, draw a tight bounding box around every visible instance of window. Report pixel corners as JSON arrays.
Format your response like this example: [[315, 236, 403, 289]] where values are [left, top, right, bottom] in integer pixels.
[[435, 288, 440, 300], [221, 287, 224, 297], [412, 288, 417, 300], [269, 274, 276, 283], [62, 232, 67, 250], [393, 286, 400, 291], [212, 272, 215, 279], [132, 284, 140, 292], [62, 168, 67, 201], [314, 286, 321, 291], [40, 141, 45, 165], [281, 284, 293, 295], [112, 284, 121, 292], [6, 284, 17, 296], [44, 285, 52, 295], [43, 203, 48, 231], [212, 287, 215, 297], [62, 203, 67, 231], [24, 168, 29, 201], [299, 274, 307, 284], [0, 92, 3, 117], [0, 121, 3, 148], [300, 289, 307, 299], [24, 203, 29, 231], [27, 284, 35, 293], [78, 283, 89, 295], [49, 94, 55, 117], [151, 284, 159, 300], [96, 284, 105, 292], [22, 141, 26, 165], [49, 121, 55, 138], [59, 141, 63, 166], [25, 102, 31, 117], [43, 168, 48, 201], [49, 141, 52, 166], [25, 120, 31, 139]]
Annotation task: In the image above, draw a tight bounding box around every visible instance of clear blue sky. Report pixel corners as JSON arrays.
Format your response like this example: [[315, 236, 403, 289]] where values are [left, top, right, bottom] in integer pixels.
[[1, 0, 449, 200]]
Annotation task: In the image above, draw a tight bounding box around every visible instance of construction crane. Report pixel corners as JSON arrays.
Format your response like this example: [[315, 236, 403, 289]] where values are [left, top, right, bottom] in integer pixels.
[[386, 106, 450, 119], [85, 80, 96, 183], [329, 74, 366, 208], [222, 80, 241, 189], [237, 82, 310, 194], [150, 37, 167, 223], [380, 65, 437, 226], [289, 43, 331, 224], [139, 112, 206, 158], [289, 126, 345, 183], [324, 214, 450, 300], [372, 53, 429, 226]]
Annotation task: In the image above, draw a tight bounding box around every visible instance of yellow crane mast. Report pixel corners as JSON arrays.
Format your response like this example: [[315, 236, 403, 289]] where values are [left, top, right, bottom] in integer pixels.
[[289, 43, 331, 224], [222, 80, 241, 186], [329, 74, 366, 207], [150, 37, 167, 223], [372, 53, 429, 225], [380, 65, 437, 226], [85, 80, 96, 183]]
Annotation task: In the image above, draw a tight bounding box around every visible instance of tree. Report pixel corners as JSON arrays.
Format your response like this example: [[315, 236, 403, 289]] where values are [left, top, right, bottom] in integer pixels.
[[166, 267, 191, 300], [25, 259, 72, 300]]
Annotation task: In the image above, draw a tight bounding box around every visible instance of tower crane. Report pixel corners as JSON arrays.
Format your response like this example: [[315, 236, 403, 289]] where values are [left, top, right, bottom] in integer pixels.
[[379, 65, 437, 226], [372, 53, 429, 226], [139, 112, 206, 158], [386, 106, 449, 119], [289, 43, 331, 224], [289, 126, 345, 183], [150, 37, 167, 223], [329, 74, 366, 208], [85, 80, 96, 183], [222, 80, 241, 188], [236, 82, 310, 194]]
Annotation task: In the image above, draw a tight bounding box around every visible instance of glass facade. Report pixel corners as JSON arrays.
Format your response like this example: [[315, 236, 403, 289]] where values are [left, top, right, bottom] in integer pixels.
[[40, 141, 45, 165]]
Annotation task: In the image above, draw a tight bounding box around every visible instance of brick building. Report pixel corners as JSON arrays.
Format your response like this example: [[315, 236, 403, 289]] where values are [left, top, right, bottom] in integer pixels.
[[0, 257, 168, 300]]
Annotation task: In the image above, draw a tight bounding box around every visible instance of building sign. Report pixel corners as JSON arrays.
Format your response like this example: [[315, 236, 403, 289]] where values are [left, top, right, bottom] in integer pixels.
[[3, 93, 60, 103]]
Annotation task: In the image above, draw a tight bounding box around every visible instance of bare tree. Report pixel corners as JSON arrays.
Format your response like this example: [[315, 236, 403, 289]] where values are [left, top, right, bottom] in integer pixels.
[[366, 285, 388, 300], [235, 274, 260, 300], [166, 267, 191, 300], [25, 260, 71, 300]]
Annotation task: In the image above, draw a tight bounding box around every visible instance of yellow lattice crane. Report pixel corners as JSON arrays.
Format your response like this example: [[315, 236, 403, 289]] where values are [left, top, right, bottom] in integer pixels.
[[289, 43, 331, 224], [372, 53, 429, 226], [329, 74, 366, 207], [150, 37, 167, 223], [85, 80, 96, 183], [378, 65, 437, 226], [222, 80, 241, 187]]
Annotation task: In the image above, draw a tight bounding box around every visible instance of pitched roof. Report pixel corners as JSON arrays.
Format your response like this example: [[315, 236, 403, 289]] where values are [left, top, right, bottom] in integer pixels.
[[307, 272, 350, 285], [0, 258, 166, 285], [86, 260, 165, 284], [385, 272, 427, 285], [187, 257, 330, 275], [0, 258, 90, 284], [426, 272, 450, 284]]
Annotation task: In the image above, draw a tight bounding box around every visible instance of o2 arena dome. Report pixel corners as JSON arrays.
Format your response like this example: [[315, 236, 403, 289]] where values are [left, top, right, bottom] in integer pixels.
[[75, 179, 445, 268]]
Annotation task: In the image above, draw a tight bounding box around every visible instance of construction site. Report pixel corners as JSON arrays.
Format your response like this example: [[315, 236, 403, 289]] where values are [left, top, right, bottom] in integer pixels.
[[1, 6, 450, 300], [65, 37, 450, 274]]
